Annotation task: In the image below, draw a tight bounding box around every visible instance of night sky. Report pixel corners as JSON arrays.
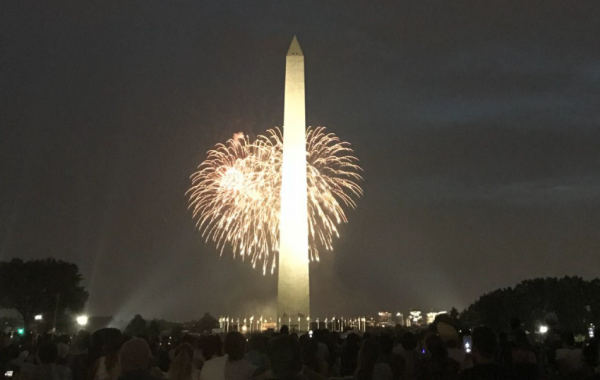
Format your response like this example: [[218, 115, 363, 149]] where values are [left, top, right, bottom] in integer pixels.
[[2, 1, 599, 322]]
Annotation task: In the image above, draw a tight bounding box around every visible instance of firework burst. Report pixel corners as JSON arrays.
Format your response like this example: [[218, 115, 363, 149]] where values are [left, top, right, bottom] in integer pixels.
[[187, 127, 362, 274]]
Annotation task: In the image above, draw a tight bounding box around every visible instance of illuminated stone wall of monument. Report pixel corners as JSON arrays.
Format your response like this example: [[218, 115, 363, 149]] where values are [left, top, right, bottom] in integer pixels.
[[278, 36, 310, 323]]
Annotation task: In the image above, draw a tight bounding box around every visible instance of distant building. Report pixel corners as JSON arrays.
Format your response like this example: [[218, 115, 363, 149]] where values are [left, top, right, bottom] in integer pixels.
[[426, 311, 448, 324], [396, 312, 405, 326], [409, 311, 423, 326], [378, 311, 393, 326]]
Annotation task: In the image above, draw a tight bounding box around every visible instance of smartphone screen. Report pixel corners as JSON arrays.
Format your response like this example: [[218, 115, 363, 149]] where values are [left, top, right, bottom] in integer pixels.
[[4, 371, 14, 378], [462, 336, 473, 353]]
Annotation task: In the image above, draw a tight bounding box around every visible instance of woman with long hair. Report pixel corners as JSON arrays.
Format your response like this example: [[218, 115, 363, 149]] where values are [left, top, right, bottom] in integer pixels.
[[93, 328, 122, 380], [168, 343, 200, 380]]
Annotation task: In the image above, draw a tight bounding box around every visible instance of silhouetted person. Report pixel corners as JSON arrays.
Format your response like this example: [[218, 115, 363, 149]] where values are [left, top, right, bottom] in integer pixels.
[[245, 335, 269, 374], [224, 331, 256, 380], [312, 330, 330, 364], [393, 332, 420, 380], [201, 332, 256, 380], [118, 337, 162, 380], [200, 335, 223, 363], [280, 325, 290, 335], [356, 338, 393, 380], [437, 323, 472, 372], [419, 334, 459, 380], [459, 326, 512, 380], [341, 333, 361, 376], [57, 335, 71, 366], [25, 341, 72, 380], [378, 334, 404, 380], [301, 338, 328, 380], [93, 328, 123, 380], [511, 330, 536, 365], [556, 330, 583, 376], [583, 329, 600, 375], [510, 329, 538, 380], [70, 330, 91, 380], [267, 335, 303, 380], [87, 329, 110, 380], [168, 343, 200, 380], [543, 312, 562, 367], [497, 332, 512, 368]]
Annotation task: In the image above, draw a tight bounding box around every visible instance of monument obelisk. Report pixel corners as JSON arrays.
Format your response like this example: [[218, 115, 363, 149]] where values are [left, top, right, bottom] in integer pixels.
[[278, 36, 310, 326]]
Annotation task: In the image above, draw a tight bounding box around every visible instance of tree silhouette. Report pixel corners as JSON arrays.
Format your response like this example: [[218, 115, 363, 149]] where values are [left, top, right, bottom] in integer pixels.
[[461, 276, 600, 332], [147, 319, 163, 337], [197, 312, 219, 333], [125, 314, 148, 336], [0, 258, 88, 331]]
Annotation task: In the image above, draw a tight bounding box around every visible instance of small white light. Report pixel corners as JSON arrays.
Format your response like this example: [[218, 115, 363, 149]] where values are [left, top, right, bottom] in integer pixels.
[[76, 315, 88, 326], [539, 325, 548, 334], [34, 315, 43, 321]]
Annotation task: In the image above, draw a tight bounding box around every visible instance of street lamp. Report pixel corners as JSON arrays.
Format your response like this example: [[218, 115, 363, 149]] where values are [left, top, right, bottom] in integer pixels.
[[34, 315, 43, 321], [76, 315, 88, 327]]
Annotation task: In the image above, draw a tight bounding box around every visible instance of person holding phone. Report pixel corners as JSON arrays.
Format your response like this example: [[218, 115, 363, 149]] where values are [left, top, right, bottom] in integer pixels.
[[458, 327, 512, 380]]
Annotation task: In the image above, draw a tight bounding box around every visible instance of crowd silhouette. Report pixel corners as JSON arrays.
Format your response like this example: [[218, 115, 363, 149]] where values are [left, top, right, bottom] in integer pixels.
[[1, 317, 599, 380]]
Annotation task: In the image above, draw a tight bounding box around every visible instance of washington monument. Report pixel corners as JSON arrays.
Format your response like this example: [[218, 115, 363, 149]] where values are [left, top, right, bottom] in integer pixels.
[[278, 36, 310, 323]]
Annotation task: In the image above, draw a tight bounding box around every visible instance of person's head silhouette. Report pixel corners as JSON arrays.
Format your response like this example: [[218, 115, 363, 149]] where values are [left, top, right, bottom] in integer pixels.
[[224, 331, 246, 361], [472, 326, 497, 363], [280, 325, 290, 335], [268, 335, 302, 380]]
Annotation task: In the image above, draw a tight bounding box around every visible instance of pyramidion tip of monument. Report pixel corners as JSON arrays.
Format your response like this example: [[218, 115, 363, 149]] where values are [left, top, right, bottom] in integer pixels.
[[287, 35, 303, 57]]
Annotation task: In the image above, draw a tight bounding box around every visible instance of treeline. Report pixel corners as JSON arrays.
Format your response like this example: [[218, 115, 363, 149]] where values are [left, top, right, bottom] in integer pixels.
[[2, 258, 599, 335], [439, 276, 600, 333], [123, 313, 219, 337]]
